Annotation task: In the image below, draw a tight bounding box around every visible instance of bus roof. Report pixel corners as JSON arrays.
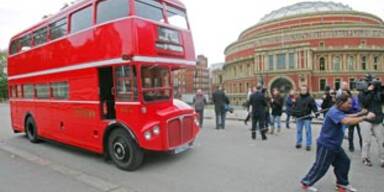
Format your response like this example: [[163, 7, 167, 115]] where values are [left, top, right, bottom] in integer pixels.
[[11, 0, 186, 41]]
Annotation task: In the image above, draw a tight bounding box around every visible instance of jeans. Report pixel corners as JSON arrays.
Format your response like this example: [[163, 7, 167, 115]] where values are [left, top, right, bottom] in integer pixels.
[[361, 122, 384, 161], [302, 144, 350, 186], [196, 109, 204, 128], [296, 119, 313, 147], [215, 110, 226, 129], [271, 115, 281, 133], [286, 113, 291, 128]]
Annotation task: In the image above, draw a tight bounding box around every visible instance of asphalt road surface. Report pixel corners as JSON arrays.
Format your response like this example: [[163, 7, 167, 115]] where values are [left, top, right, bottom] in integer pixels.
[[0, 103, 383, 192]]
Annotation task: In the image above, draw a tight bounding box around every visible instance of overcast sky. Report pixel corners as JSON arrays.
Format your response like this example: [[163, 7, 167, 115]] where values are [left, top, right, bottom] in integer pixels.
[[1, 0, 383, 65]]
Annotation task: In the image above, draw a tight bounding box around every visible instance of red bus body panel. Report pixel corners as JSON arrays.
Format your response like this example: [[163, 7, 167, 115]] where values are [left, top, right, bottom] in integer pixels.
[[8, 1, 199, 154]]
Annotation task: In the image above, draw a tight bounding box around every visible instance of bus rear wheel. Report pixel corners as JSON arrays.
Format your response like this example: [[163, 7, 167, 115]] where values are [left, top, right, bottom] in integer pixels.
[[25, 117, 40, 143], [107, 129, 143, 171]]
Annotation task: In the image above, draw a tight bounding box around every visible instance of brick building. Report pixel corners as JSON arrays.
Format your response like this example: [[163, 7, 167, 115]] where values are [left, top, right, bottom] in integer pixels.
[[173, 55, 210, 102], [220, 1, 384, 105]]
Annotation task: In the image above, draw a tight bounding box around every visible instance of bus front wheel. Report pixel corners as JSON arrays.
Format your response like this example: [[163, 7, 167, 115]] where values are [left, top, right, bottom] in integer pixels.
[[25, 117, 40, 143], [107, 129, 143, 171]]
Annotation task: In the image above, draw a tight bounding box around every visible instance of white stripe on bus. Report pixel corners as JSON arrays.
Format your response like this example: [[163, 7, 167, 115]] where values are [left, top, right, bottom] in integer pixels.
[[8, 56, 196, 80], [9, 99, 100, 104]]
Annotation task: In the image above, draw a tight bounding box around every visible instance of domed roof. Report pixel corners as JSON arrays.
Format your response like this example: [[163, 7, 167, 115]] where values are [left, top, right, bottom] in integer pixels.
[[259, 1, 353, 23]]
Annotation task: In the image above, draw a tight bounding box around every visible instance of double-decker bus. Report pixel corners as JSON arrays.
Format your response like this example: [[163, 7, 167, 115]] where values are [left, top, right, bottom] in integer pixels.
[[7, 0, 199, 171]]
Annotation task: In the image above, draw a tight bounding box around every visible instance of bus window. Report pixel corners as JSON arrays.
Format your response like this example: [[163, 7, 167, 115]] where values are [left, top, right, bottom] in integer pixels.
[[19, 35, 32, 52], [9, 40, 19, 55], [36, 84, 50, 99], [115, 66, 138, 101], [141, 65, 171, 102], [23, 85, 34, 99], [50, 18, 67, 40], [135, 0, 164, 22], [33, 27, 48, 46], [52, 82, 68, 99], [167, 6, 188, 29], [71, 6, 93, 33], [97, 0, 129, 24], [17, 85, 23, 98]]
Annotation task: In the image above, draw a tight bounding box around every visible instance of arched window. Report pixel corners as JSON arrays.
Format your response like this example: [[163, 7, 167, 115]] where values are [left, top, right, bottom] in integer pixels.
[[319, 57, 325, 71]]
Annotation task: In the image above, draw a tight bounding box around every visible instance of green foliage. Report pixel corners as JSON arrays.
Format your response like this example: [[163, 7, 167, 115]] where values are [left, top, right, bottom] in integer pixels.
[[0, 50, 8, 101], [0, 72, 7, 101]]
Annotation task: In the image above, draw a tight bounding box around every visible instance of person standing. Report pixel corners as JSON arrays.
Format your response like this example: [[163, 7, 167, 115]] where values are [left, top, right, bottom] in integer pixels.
[[263, 89, 272, 131], [321, 86, 334, 117], [249, 85, 268, 140], [359, 84, 384, 167], [212, 86, 229, 129], [271, 88, 284, 134], [292, 85, 318, 151], [343, 90, 363, 152], [301, 93, 375, 192], [285, 90, 295, 129], [193, 89, 207, 128]]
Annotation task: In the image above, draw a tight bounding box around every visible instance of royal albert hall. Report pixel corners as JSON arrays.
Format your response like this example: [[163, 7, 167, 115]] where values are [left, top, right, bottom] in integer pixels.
[[223, 1, 384, 105]]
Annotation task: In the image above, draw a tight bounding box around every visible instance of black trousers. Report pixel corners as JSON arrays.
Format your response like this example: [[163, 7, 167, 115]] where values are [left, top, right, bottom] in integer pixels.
[[251, 115, 267, 140], [348, 124, 362, 150]]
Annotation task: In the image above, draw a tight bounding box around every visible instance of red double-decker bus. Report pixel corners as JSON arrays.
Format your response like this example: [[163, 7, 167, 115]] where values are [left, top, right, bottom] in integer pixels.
[[7, 0, 199, 170]]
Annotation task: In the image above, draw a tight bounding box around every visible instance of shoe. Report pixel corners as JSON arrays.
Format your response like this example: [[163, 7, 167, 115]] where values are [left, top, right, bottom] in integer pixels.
[[301, 183, 318, 192], [244, 120, 248, 125], [337, 184, 357, 192], [362, 158, 373, 167], [306, 146, 311, 151], [296, 144, 302, 149], [349, 146, 355, 152], [380, 160, 384, 168]]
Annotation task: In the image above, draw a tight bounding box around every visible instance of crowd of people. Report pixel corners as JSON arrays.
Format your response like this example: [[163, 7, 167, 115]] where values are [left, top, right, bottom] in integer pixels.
[[193, 80, 384, 192]]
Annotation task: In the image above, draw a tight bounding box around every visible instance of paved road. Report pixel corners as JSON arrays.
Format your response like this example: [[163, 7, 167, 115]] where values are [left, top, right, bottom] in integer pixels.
[[0, 103, 383, 192]]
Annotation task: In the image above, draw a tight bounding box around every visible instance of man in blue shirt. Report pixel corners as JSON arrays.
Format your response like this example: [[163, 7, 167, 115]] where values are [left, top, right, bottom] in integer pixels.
[[300, 93, 375, 192]]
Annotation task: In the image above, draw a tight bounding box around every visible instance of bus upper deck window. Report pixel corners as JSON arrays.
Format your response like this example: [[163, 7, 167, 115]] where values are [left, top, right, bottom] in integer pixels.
[[135, 0, 165, 22], [167, 6, 188, 29]]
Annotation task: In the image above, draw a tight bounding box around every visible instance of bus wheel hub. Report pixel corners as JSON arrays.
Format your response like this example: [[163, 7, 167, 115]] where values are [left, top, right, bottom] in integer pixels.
[[113, 142, 126, 160]]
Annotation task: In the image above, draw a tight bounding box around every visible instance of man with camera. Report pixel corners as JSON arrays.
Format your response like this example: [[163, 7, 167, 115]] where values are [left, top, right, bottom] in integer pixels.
[[358, 77, 384, 167]]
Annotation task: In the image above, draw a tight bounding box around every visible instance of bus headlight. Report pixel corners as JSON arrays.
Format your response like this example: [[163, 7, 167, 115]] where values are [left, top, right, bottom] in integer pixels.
[[144, 131, 152, 141], [153, 126, 160, 135]]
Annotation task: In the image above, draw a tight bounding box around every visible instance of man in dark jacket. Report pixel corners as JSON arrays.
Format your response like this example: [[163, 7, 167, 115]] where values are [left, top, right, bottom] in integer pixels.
[[292, 85, 318, 151], [212, 86, 229, 129], [359, 84, 384, 167], [321, 86, 335, 117], [249, 86, 268, 140]]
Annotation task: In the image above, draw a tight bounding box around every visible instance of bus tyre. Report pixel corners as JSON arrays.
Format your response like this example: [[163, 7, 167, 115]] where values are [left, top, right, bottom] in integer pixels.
[[108, 129, 143, 171], [25, 117, 40, 143]]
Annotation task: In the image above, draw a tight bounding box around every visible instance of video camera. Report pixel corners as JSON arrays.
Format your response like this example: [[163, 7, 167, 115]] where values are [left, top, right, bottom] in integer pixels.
[[355, 74, 383, 92]]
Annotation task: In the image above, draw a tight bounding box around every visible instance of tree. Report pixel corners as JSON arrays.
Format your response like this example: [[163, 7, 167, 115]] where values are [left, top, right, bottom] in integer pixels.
[[0, 50, 8, 101]]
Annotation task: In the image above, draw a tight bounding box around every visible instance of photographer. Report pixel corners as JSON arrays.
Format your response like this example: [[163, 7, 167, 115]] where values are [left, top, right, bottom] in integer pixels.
[[358, 80, 384, 167]]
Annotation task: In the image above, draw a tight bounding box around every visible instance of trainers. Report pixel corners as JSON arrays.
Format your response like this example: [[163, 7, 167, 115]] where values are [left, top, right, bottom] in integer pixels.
[[301, 183, 318, 192], [306, 146, 311, 151], [362, 158, 373, 167], [337, 184, 357, 192], [296, 144, 302, 149]]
